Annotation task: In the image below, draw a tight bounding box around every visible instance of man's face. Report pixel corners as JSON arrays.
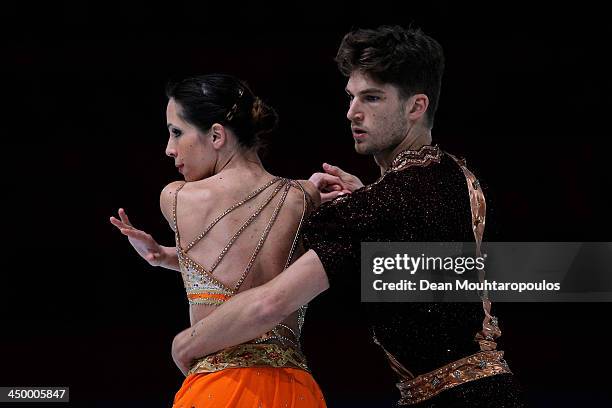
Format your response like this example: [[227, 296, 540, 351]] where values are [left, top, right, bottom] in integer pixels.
[[345, 71, 409, 155]]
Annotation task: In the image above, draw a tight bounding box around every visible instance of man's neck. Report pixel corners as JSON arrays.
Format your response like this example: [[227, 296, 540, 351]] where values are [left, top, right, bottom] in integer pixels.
[[374, 129, 432, 175]]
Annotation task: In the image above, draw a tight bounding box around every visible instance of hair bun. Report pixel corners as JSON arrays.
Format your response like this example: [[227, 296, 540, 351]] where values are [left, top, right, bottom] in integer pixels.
[[251, 97, 279, 139]]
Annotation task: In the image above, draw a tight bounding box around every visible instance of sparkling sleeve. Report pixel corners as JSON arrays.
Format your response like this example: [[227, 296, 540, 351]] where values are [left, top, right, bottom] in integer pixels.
[[301, 196, 360, 287]]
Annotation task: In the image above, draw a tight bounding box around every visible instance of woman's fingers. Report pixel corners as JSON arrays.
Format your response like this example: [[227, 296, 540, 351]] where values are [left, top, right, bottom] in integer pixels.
[[118, 208, 133, 226], [110, 216, 129, 229], [120, 227, 148, 241]]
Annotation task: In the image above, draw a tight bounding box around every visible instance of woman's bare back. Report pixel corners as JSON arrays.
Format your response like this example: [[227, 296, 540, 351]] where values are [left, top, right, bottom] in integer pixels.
[[161, 169, 319, 338]]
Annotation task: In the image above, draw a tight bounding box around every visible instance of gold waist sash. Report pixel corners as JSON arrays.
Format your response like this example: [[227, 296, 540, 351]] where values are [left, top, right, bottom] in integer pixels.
[[188, 343, 309, 375], [397, 350, 511, 405]]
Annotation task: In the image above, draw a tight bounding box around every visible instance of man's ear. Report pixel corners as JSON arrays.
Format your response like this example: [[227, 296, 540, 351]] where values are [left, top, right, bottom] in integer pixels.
[[405, 94, 429, 122], [210, 123, 226, 150]]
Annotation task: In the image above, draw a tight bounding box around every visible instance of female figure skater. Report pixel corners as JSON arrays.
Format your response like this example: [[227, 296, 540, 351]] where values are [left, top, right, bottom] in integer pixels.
[[110, 74, 326, 407]]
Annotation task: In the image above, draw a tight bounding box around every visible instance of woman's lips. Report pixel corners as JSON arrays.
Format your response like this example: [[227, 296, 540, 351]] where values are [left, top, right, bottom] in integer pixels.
[[177, 164, 184, 173]]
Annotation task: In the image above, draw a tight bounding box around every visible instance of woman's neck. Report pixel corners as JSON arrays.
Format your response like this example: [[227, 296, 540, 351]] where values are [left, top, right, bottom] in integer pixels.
[[214, 148, 269, 180]]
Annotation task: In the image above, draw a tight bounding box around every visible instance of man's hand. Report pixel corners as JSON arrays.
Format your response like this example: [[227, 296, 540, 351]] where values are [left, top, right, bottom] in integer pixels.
[[110, 208, 177, 269], [172, 327, 195, 377], [309, 163, 365, 203]]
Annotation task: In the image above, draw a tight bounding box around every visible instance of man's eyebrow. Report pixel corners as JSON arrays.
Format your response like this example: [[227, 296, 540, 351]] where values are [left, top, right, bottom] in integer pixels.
[[345, 88, 385, 96]]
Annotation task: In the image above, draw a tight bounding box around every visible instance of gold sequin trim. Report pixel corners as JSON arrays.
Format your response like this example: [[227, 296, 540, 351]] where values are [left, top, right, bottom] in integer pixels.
[[396, 350, 511, 405], [390, 145, 442, 172], [188, 343, 310, 374], [362, 145, 442, 192]]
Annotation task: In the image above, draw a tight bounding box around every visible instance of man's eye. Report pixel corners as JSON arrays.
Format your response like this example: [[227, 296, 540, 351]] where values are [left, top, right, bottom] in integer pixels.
[[365, 95, 380, 102]]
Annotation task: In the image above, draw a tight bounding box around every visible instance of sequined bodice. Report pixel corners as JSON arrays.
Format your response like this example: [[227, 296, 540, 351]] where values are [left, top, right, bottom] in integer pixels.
[[177, 248, 234, 305]]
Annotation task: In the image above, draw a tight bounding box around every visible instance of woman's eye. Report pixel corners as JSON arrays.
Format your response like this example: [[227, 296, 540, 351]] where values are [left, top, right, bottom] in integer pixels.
[[171, 128, 182, 137]]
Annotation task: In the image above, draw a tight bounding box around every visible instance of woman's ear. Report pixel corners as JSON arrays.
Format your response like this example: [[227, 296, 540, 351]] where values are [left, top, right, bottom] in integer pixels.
[[210, 123, 227, 150]]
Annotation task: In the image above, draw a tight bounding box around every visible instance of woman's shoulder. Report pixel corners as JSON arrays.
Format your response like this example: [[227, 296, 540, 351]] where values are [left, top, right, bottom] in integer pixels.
[[160, 180, 186, 205], [287, 179, 321, 212], [161, 179, 186, 196], [159, 180, 186, 225]]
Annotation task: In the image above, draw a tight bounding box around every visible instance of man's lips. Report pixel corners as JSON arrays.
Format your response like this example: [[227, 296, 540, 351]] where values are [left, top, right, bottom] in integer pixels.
[[352, 128, 368, 140]]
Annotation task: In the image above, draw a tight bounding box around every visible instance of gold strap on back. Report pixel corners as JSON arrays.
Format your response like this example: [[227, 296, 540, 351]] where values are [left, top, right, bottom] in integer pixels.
[[232, 181, 292, 292], [283, 181, 309, 269], [206, 179, 288, 275], [285, 181, 311, 334], [184, 177, 282, 252], [237, 181, 312, 348], [446, 153, 501, 351], [172, 182, 188, 247]]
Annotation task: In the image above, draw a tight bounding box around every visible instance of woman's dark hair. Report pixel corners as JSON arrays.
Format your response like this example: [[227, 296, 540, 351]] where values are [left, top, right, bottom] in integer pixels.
[[335, 25, 445, 128], [165, 74, 278, 149]]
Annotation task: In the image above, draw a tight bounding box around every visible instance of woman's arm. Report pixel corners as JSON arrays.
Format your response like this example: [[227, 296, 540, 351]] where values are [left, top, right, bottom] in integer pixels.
[[110, 180, 185, 271], [171, 249, 329, 374]]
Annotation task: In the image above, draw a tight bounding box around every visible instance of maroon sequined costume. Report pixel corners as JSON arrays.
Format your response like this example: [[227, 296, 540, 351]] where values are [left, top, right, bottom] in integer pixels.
[[303, 145, 524, 407]]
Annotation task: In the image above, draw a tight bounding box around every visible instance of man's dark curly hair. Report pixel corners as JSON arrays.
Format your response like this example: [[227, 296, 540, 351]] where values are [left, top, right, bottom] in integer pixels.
[[335, 25, 444, 128]]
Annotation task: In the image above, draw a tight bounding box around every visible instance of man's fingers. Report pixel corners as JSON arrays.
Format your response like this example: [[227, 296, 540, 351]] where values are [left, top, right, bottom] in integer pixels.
[[308, 173, 325, 188], [322, 174, 344, 187], [320, 192, 338, 202], [321, 184, 343, 193], [310, 173, 346, 190], [322, 163, 364, 192], [320, 190, 351, 203], [323, 163, 347, 177]]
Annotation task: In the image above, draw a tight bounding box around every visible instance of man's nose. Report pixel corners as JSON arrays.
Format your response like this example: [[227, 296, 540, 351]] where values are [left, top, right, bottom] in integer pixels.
[[347, 100, 363, 122]]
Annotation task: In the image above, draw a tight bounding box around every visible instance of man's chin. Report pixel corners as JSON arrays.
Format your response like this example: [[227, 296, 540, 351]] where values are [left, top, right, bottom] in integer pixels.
[[354, 141, 373, 155]]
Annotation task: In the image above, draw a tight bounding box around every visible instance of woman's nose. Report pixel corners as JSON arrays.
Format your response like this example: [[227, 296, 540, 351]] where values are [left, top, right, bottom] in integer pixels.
[[165, 140, 177, 158]]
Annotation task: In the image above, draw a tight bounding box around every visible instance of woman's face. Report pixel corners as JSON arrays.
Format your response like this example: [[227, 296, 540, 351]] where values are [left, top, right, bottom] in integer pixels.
[[165, 98, 216, 181]]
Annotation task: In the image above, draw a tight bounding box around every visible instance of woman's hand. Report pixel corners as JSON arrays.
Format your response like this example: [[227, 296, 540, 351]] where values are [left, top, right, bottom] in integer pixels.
[[110, 208, 175, 268]]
